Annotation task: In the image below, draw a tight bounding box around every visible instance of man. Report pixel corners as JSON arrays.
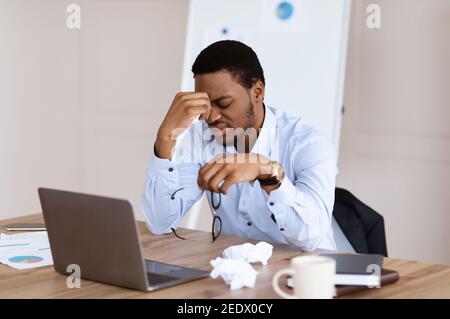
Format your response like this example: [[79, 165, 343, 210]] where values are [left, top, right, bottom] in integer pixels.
[[142, 40, 338, 251]]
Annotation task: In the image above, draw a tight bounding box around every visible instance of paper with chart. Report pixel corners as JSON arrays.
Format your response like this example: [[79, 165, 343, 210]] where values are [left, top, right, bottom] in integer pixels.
[[0, 231, 53, 270]]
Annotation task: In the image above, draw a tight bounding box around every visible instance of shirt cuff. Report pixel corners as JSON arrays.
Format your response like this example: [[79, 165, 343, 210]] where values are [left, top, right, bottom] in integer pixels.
[[265, 178, 305, 228], [147, 152, 200, 190]]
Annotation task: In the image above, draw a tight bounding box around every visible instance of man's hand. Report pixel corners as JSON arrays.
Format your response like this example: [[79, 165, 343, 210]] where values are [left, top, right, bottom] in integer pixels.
[[197, 153, 280, 195], [155, 92, 212, 159]]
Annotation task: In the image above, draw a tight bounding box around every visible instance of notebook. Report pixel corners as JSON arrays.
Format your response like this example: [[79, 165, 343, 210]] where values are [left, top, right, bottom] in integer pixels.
[[320, 253, 384, 286], [335, 268, 399, 297]]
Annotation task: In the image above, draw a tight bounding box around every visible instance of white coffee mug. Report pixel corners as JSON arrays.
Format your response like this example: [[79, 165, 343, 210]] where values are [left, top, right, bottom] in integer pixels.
[[272, 255, 336, 299]]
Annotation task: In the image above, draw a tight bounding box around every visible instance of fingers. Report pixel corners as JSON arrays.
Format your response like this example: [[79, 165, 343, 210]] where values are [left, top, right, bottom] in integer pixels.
[[219, 173, 240, 195], [162, 92, 212, 144], [197, 163, 241, 194], [176, 92, 212, 122], [208, 169, 230, 193], [198, 163, 225, 190], [198, 105, 211, 121], [187, 105, 211, 119], [177, 92, 211, 108], [198, 155, 235, 192], [183, 98, 212, 121], [182, 98, 211, 109], [176, 92, 209, 101]]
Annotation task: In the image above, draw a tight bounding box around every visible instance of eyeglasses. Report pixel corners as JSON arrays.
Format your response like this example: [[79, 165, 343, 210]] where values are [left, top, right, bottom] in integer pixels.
[[211, 191, 222, 242], [170, 190, 222, 243]]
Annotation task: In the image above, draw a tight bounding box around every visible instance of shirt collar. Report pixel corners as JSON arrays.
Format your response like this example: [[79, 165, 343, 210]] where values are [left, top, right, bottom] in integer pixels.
[[249, 104, 278, 160]]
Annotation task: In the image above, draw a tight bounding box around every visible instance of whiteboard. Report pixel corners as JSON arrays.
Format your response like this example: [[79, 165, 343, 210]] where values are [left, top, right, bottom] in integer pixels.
[[181, 0, 351, 150]]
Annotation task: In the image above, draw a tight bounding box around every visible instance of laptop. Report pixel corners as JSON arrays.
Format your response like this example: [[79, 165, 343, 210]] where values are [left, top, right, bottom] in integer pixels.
[[38, 188, 209, 291]]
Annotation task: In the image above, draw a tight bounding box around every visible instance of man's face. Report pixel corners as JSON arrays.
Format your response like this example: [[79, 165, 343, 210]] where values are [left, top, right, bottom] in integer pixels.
[[194, 71, 257, 146]]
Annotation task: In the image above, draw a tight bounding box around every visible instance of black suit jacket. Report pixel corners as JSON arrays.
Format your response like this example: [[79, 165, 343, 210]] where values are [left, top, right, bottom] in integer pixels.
[[333, 188, 388, 257]]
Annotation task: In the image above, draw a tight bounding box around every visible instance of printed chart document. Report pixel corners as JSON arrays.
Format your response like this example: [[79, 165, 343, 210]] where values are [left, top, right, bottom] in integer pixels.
[[0, 231, 53, 270]]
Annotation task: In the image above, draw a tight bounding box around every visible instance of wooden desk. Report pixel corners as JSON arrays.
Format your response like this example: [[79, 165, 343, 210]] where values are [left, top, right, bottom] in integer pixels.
[[0, 214, 449, 298]]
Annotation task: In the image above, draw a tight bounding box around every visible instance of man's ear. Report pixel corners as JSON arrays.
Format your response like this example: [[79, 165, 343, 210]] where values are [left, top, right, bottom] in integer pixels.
[[252, 80, 265, 103]]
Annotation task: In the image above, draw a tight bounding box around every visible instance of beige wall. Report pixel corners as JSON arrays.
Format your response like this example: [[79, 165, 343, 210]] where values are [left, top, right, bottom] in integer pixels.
[[0, 0, 189, 221], [1, 0, 448, 265], [0, 0, 83, 219], [338, 0, 450, 264], [78, 0, 189, 220]]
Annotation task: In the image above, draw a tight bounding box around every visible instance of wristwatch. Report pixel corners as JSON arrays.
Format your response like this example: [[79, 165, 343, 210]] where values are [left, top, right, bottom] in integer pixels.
[[257, 161, 285, 186]]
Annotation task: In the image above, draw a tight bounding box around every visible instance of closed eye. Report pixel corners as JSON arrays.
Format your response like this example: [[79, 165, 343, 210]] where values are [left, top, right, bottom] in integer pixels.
[[216, 103, 231, 109], [211, 95, 233, 109]]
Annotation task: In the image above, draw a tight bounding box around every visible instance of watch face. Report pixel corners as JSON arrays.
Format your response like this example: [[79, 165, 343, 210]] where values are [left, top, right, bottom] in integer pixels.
[[272, 163, 281, 176], [258, 161, 283, 185]]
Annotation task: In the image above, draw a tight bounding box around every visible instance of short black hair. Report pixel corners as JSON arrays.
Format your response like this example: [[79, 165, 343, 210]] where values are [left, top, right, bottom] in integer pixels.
[[191, 40, 265, 89]]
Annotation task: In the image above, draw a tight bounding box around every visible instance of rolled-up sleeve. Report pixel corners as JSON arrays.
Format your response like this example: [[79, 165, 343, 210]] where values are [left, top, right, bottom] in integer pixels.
[[265, 136, 338, 251]]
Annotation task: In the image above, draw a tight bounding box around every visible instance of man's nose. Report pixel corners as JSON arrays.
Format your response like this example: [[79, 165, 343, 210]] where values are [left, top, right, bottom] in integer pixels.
[[207, 106, 222, 123]]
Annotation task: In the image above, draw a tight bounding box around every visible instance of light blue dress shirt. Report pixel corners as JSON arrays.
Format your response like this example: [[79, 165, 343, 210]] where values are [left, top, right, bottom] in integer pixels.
[[141, 106, 338, 251]]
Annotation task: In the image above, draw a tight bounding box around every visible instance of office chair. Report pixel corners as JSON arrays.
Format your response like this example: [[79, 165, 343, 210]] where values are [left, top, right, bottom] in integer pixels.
[[332, 188, 388, 257]]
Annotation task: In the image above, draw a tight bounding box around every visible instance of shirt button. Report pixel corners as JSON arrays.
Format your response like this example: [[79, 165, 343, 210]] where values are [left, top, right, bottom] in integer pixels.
[[247, 221, 252, 226], [269, 202, 274, 206], [168, 167, 174, 172], [280, 227, 285, 231]]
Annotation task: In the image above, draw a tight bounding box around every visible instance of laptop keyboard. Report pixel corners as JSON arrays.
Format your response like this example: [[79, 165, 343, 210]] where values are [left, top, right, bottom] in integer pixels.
[[147, 272, 179, 286]]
